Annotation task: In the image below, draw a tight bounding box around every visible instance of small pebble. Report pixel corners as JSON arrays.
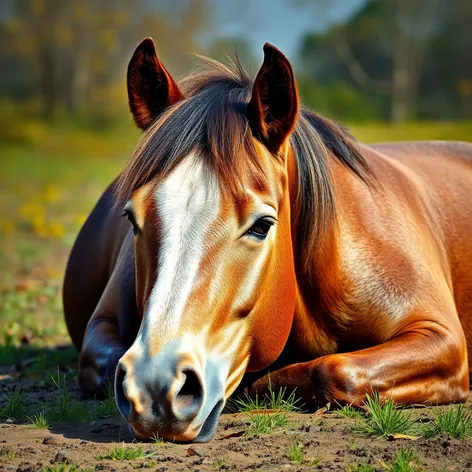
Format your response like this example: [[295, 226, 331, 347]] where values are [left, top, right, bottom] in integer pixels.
[[42, 437, 58, 445], [187, 446, 205, 458], [52, 449, 71, 464]]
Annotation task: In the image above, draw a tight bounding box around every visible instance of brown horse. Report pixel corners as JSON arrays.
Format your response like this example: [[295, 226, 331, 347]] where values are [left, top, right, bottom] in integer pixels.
[[63, 38, 472, 442]]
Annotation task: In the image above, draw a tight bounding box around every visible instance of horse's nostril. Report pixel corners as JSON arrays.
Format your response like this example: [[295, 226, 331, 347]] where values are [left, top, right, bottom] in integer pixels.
[[173, 369, 203, 422], [115, 363, 132, 421]]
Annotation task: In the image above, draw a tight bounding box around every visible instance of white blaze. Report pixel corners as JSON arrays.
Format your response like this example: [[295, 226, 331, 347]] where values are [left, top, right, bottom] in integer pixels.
[[143, 155, 221, 338]]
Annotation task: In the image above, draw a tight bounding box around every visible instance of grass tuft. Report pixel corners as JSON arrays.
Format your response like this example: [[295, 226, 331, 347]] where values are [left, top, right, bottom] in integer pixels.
[[94, 393, 118, 418], [286, 441, 304, 464], [388, 448, 424, 472], [151, 435, 164, 445], [230, 380, 302, 413], [0, 390, 25, 418], [246, 410, 289, 435], [422, 405, 472, 439], [335, 403, 363, 419], [96, 444, 155, 461], [347, 464, 375, 472], [353, 392, 415, 438], [40, 466, 93, 472], [26, 411, 50, 429], [47, 371, 90, 422]]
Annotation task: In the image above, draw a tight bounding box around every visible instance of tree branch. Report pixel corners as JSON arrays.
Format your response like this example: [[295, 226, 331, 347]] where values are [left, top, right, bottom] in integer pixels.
[[331, 28, 391, 94]]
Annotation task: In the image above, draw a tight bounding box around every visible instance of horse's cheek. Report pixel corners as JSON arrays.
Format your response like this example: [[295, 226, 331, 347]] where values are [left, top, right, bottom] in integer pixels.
[[247, 255, 297, 371]]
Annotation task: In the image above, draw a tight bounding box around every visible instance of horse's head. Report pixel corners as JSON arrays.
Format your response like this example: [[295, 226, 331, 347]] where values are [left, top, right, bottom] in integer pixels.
[[115, 38, 300, 442]]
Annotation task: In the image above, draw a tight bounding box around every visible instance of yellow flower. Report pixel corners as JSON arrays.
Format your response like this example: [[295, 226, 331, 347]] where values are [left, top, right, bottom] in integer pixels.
[[33, 224, 48, 238], [48, 221, 65, 239], [32, 213, 45, 228], [43, 185, 61, 204], [20, 202, 45, 219]]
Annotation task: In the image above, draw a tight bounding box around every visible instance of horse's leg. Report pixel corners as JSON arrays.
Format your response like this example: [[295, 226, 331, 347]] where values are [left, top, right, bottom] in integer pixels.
[[247, 320, 469, 406], [78, 264, 140, 397]]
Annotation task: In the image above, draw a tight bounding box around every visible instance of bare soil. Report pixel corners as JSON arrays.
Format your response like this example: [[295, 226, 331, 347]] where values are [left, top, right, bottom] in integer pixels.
[[0, 356, 471, 472]]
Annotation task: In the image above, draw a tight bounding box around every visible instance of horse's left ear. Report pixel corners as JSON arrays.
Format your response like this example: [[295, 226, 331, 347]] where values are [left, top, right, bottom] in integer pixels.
[[127, 37, 184, 131], [247, 43, 299, 154]]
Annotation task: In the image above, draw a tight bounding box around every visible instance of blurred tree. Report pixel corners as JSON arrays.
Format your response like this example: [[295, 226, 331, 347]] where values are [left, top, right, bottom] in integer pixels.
[[0, 0, 213, 123], [295, 0, 471, 121]]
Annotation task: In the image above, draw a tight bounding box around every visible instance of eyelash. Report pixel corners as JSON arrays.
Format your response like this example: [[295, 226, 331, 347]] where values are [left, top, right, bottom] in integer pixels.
[[122, 210, 139, 235], [245, 217, 275, 240]]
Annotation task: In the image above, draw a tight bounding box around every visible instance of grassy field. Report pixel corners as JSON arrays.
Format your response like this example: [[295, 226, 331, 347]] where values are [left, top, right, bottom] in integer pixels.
[[0, 121, 471, 470]]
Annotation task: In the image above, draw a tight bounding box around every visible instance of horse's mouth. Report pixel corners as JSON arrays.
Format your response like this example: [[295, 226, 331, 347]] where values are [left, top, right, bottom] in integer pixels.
[[128, 399, 224, 443]]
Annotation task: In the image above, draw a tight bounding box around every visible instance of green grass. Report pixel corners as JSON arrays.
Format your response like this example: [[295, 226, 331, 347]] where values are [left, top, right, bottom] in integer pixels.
[[347, 464, 375, 472], [26, 411, 50, 429], [0, 390, 25, 418], [286, 441, 304, 464], [230, 383, 302, 413], [353, 392, 415, 438], [422, 405, 472, 439], [94, 386, 118, 418], [335, 403, 363, 419], [246, 410, 289, 435], [41, 466, 93, 472], [0, 449, 16, 460], [96, 444, 155, 461], [151, 435, 164, 445], [388, 448, 424, 472], [47, 372, 91, 422]]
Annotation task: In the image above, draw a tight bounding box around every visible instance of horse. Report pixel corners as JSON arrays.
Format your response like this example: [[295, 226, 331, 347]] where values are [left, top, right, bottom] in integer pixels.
[[63, 38, 472, 443]]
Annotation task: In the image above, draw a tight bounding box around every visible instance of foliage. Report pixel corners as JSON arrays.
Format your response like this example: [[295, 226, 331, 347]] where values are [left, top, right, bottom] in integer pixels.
[[421, 405, 472, 439], [229, 383, 302, 413], [388, 448, 424, 472], [96, 444, 155, 461], [353, 392, 416, 438], [347, 464, 375, 472], [286, 441, 304, 463], [245, 410, 289, 436], [0, 390, 25, 419], [26, 411, 50, 429], [334, 403, 363, 419]]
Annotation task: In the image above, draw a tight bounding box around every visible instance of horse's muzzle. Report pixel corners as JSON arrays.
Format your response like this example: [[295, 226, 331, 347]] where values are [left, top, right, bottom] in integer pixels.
[[114, 341, 224, 442]]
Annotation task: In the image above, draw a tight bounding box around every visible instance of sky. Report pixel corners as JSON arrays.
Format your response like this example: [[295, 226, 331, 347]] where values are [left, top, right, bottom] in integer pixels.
[[215, 0, 366, 60]]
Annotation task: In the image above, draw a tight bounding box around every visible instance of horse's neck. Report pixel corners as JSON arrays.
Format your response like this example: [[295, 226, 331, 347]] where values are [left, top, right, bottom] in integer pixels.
[[286, 155, 352, 360]]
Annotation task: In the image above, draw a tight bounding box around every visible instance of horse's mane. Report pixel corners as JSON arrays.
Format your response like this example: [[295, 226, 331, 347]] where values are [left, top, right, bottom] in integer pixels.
[[116, 55, 374, 274]]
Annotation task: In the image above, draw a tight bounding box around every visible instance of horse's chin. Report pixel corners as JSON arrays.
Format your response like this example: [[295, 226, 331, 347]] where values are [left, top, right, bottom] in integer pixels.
[[193, 399, 224, 442], [129, 400, 224, 443]]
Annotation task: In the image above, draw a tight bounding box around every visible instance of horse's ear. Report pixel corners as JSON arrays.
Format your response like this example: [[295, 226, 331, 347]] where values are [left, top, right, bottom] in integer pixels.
[[127, 38, 184, 131], [247, 43, 299, 154]]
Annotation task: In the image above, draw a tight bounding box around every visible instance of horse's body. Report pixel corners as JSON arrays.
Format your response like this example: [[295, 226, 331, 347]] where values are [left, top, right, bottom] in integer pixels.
[[64, 39, 472, 442]]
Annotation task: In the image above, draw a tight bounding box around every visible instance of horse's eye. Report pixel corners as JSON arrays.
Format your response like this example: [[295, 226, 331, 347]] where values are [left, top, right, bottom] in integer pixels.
[[122, 210, 139, 236], [246, 218, 275, 240]]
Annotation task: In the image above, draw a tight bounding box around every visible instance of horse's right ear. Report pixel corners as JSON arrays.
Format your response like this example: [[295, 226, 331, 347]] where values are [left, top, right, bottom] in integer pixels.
[[127, 38, 184, 131]]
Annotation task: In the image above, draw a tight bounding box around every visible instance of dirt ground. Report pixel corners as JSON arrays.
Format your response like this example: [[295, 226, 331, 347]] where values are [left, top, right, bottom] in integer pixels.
[[0, 354, 471, 472]]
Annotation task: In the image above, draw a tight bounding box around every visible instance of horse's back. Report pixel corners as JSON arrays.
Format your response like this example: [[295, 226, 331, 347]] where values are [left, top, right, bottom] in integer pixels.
[[368, 141, 472, 359]]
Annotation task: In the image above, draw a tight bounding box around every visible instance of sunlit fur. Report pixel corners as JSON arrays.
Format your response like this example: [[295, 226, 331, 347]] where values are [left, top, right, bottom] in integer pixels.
[[64, 46, 472, 444]]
